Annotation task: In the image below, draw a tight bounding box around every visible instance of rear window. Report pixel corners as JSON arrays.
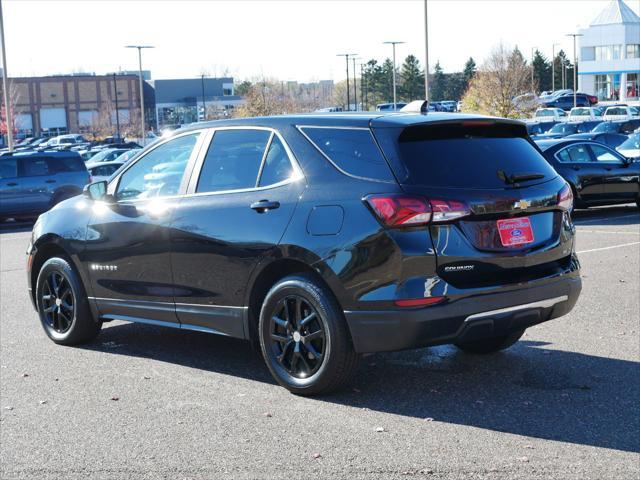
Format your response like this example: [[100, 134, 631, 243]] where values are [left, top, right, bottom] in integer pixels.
[[300, 127, 394, 182], [389, 123, 557, 189], [571, 108, 590, 116], [536, 110, 555, 117], [606, 107, 627, 116], [549, 123, 578, 134], [593, 122, 616, 133]]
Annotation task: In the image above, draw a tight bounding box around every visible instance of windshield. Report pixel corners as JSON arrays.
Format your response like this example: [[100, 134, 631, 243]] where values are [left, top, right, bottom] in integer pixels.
[[535, 110, 555, 117], [571, 108, 589, 116], [618, 134, 640, 150], [549, 124, 578, 134], [606, 107, 627, 116], [593, 122, 616, 133]]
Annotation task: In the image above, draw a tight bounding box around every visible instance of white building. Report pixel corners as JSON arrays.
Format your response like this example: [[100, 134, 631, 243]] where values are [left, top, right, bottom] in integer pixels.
[[578, 0, 640, 104]]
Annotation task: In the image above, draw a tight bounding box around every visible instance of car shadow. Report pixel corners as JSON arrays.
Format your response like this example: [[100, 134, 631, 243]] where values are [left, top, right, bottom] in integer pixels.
[[573, 204, 639, 226], [86, 321, 639, 453], [0, 220, 35, 234]]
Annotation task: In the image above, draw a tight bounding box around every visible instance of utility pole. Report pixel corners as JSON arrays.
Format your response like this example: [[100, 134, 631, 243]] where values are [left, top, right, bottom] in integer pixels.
[[360, 63, 367, 111], [125, 45, 154, 144], [0, 0, 14, 152], [352, 57, 360, 111], [337, 53, 357, 111], [552, 43, 561, 92], [201, 74, 206, 121], [566, 33, 583, 108], [383, 41, 405, 110], [531, 47, 537, 94], [112, 73, 121, 140], [423, 0, 430, 101]]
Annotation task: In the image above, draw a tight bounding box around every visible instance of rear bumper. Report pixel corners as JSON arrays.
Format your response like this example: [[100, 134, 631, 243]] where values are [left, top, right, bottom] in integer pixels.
[[344, 271, 581, 354]]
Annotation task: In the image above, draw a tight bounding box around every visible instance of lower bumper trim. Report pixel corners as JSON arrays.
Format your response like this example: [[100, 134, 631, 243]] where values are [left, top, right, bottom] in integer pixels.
[[464, 295, 569, 323]]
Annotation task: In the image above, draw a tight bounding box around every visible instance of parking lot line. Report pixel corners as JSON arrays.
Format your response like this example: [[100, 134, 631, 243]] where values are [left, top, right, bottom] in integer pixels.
[[576, 229, 640, 235], [577, 241, 640, 254], [574, 213, 640, 225]]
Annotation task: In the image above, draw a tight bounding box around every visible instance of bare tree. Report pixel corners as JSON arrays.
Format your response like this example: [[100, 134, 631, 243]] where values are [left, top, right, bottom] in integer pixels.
[[461, 43, 536, 118], [0, 80, 24, 138]]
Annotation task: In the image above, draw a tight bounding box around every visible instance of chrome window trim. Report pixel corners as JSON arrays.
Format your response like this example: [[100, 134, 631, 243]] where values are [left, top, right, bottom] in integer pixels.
[[295, 125, 396, 184], [188, 125, 305, 196]]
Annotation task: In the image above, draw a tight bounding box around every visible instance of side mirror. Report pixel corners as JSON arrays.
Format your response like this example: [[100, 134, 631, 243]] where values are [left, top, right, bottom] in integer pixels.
[[83, 180, 108, 201]]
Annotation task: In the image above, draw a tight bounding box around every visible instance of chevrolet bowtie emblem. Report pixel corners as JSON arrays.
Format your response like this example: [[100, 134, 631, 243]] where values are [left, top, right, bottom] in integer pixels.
[[514, 199, 531, 210]]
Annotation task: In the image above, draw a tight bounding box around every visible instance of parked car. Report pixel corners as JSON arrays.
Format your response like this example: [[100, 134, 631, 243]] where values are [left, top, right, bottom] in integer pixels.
[[439, 101, 457, 112], [0, 151, 89, 222], [85, 160, 125, 182], [113, 148, 142, 163], [534, 108, 567, 122], [376, 102, 407, 111], [44, 134, 88, 149], [568, 107, 602, 121], [27, 113, 582, 395], [563, 132, 629, 149], [526, 121, 557, 137], [603, 106, 635, 121], [541, 93, 591, 110], [534, 121, 602, 140], [616, 133, 640, 160], [536, 139, 639, 209], [86, 148, 131, 163], [590, 119, 640, 135]]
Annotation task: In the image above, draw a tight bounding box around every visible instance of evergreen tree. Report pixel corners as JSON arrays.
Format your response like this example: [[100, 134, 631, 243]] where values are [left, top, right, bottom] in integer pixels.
[[399, 55, 424, 101], [532, 49, 552, 93], [463, 57, 476, 84], [430, 61, 446, 101]]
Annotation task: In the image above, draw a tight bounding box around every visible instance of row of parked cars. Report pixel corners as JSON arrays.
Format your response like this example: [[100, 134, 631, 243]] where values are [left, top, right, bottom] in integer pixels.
[[0, 134, 142, 222]]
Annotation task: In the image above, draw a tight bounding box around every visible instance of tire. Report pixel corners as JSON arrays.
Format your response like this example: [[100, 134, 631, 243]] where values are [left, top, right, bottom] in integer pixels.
[[258, 274, 359, 395], [35, 256, 101, 345], [454, 329, 524, 354]]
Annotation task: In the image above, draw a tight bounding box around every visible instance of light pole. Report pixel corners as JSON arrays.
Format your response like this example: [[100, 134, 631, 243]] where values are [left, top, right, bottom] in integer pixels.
[[423, 0, 429, 101], [530, 47, 537, 93], [125, 45, 153, 144], [383, 41, 405, 110], [552, 43, 561, 92], [0, 0, 14, 152], [337, 53, 357, 111], [112, 73, 121, 140], [352, 57, 360, 111], [201, 74, 207, 121], [566, 33, 583, 108]]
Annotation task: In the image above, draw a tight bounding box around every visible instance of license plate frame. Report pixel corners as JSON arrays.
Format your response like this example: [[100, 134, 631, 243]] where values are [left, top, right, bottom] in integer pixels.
[[497, 217, 534, 247]]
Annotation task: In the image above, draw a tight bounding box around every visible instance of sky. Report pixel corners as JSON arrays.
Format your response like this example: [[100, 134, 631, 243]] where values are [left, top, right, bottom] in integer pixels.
[[2, 0, 638, 82]]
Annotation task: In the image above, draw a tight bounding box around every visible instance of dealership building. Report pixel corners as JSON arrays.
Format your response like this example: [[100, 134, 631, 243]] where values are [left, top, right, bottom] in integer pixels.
[[578, 0, 640, 103]]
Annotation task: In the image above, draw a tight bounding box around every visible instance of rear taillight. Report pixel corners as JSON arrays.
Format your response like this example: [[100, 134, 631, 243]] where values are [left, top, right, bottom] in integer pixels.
[[365, 195, 432, 227], [558, 184, 573, 211], [365, 195, 469, 227]]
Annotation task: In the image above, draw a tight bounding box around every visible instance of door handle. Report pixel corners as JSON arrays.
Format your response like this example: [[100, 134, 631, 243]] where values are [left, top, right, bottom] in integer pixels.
[[604, 167, 612, 171], [250, 199, 280, 213], [6, 182, 18, 186], [45, 179, 56, 183], [571, 166, 580, 171]]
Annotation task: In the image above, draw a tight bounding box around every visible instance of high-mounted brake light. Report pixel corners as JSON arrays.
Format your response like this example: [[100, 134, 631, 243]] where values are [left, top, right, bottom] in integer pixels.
[[558, 184, 573, 211], [365, 195, 470, 227]]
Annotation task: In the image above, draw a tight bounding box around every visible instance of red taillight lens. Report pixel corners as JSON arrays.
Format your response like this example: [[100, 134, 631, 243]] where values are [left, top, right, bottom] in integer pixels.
[[558, 184, 573, 211], [394, 296, 446, 308], [365, 195, 470, 227], [365, 195, 432, 227], [430, 199, 471, 222]]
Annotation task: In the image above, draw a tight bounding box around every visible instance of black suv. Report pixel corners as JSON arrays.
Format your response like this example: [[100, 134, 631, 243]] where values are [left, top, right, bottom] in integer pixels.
[[27, 113, 582, 395]]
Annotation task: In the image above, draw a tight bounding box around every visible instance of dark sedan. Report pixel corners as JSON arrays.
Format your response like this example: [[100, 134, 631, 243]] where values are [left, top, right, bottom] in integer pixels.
[[535, 121, 602, 140], [541, 93, 591, 110], [590, 119, 640, 135], [537, 139, 639, 209], [564, 132, 629, 149]]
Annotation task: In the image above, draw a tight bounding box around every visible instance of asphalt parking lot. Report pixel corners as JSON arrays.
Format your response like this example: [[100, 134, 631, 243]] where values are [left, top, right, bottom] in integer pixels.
[[1, 205, 638, 480]]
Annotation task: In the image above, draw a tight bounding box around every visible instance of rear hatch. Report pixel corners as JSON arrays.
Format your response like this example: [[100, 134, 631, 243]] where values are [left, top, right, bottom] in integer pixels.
[[372, 118, 574, 289]]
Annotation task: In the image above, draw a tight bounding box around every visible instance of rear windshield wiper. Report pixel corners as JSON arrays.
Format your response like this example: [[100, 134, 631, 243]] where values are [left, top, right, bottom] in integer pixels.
[[497, 170, 545, 185]]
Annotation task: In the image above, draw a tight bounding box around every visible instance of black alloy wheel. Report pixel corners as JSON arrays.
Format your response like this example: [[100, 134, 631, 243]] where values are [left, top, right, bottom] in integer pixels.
[[268, 295, 326, 378], [41, 271, 75, 333]]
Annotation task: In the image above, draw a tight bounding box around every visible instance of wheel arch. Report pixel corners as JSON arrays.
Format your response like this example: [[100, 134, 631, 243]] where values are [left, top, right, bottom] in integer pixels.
[[244, 253, 344, 343]]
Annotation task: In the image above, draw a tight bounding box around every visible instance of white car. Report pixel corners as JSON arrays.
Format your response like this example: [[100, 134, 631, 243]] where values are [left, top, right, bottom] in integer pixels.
[[616, 133, 640, 160], [568, 107, 602, 121], [603, 106, 634, 121], [534, 108, 567, 122], [45, 134, 87, 148]]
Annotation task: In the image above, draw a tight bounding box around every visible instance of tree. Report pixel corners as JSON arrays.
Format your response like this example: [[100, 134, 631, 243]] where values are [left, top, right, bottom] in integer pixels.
[[235, 80, 252, 96], [532, 49, 552, 93], [430, 61, 446, 101], [461, 43, 535, 118], [553, 50, 575, 91], [399, 55, 424, 101], [463, 57, 477, 84]]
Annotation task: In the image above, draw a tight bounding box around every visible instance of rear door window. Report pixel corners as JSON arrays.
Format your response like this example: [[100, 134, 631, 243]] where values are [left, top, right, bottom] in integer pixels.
[[382, 123, 557, 188], [196, 129, 271, 193], [0, 158, 17, 178], [300, 127, 394, 182], [20, 157, 50, 176], [47, 156, 85, 173]]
